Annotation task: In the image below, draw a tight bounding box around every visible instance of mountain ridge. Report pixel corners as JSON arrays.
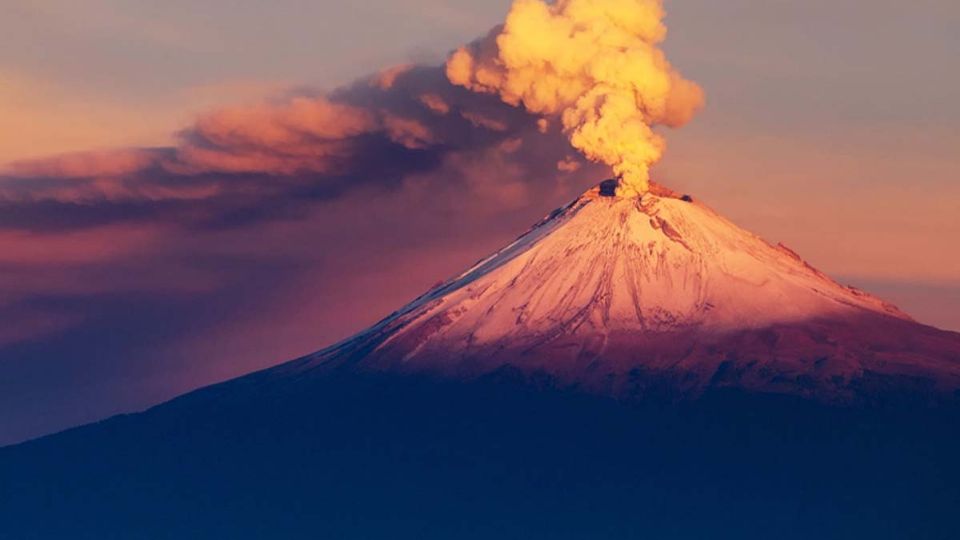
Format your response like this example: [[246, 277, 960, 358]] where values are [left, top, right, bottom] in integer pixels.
[[280, 180, 960, 402]]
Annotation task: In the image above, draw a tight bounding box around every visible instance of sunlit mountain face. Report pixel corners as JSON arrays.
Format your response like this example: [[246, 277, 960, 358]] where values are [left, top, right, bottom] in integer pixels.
[[2, 180, 958, 539], [290, 181, 959, 402]]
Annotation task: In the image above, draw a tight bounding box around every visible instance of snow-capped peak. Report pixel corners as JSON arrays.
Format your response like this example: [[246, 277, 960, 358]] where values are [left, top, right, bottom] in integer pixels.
[[290, 180, 959, 400], [382, 181, 904, 342]]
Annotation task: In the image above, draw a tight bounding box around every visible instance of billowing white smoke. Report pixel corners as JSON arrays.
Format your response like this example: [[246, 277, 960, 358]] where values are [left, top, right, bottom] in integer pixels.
[[446, 0, 704, 196]]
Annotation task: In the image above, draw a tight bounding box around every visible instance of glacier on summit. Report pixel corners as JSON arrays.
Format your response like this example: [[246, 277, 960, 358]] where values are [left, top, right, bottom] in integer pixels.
[[288, 180, 960, 401]]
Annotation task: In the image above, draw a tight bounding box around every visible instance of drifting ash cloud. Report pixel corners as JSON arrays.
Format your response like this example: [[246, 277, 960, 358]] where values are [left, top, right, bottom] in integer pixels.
[[0, 0, 700, 444], [0, 0, 701, 228], [0, 64, 593, 232]]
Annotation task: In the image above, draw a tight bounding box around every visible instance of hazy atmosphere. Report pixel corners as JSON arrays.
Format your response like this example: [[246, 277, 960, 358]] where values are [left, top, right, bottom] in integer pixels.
[[1, 0, 957, 445]]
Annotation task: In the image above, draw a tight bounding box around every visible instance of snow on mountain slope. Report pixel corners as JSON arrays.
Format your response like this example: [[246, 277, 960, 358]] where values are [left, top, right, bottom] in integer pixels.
[[288, 181, 960, 400]]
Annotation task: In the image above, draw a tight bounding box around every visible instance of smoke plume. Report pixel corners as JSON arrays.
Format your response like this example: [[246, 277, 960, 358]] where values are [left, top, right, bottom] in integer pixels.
[[446, 0, 704, 196]]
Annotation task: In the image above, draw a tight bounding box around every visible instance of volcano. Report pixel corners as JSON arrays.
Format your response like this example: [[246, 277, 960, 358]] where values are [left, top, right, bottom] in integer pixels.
[[2, 180, 959, 540], [289, 181, 960, 401]]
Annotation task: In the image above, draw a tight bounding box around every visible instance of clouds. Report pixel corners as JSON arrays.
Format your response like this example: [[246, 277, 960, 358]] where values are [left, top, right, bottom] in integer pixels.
[[7, 148, 160, 179], [172, 97, 379, 175], [0, 63, 595, 236]]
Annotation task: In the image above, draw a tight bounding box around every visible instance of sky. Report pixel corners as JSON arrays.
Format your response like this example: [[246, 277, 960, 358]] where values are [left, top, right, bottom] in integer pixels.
[[0, 0, 958, 445]]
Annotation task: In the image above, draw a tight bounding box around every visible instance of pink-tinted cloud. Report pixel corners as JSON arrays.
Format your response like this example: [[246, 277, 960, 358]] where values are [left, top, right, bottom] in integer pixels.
[[374, 64, 415, 90], [0, 64, 588, 218], [163, 64, 563, 185], [381, 113, 437, 150], [6, 149, 159, 179], [0, 84, 601, 352], [460, 111, 509, 132], [419, 93, 451, 115], [170, 97, 376, 175]]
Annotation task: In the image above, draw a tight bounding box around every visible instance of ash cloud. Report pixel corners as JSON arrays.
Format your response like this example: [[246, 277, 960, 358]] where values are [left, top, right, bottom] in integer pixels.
[[0, 64, 593, 233], [1, 1, 704, 229]]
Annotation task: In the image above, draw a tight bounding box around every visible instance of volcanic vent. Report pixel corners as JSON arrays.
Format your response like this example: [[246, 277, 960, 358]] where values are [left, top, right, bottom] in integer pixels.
[[290, 180, 960, 401]]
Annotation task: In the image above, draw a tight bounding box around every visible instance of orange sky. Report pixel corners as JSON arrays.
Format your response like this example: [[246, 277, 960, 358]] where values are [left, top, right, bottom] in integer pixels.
[[0, 0, 957, 445]]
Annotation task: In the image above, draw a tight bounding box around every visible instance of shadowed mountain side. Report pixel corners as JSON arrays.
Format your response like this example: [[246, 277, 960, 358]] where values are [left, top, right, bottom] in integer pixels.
[[343, 312, 960, 403], [1, 370, 958, 539]]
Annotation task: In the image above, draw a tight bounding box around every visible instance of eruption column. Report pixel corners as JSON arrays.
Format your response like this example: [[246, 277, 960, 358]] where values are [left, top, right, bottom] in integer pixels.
[[446, 0, 704, 196]]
